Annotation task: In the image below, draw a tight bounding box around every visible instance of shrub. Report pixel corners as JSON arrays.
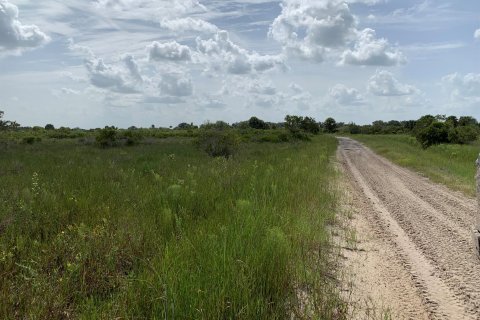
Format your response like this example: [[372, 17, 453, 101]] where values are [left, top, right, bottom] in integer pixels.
[[290, 131, 311, 141], [248, 117, 269, 130], [449, 125, 478, 144], [22, 136, 36, 144], [197, 129, 239, 157], [96, 126, 118, 148], [122, 129, 144, 146], [415, 122, 449, 148]]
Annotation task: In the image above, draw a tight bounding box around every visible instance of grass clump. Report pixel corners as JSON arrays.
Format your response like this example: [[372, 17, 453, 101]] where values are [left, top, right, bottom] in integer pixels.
[[0, 135, 345, 319]]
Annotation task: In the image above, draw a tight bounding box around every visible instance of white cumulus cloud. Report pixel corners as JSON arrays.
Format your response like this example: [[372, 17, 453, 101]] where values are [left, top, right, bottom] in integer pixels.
[[341, 28, 406, 66], [159, 73, 193, 97], [85, 56, 142, 94], [442, 73, 480, 101], [196, 30, 285, 75], [0, 0, 49, 52], [148, 41, 192, 62], [368, 70, 418, 96], [329, 84, 365, 105], [269, 0, 404, 66], [475, 29, 480, 40]]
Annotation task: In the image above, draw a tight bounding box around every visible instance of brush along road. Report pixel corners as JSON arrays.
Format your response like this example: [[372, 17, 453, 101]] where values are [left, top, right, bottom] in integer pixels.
[[338, 137, 480, 319]]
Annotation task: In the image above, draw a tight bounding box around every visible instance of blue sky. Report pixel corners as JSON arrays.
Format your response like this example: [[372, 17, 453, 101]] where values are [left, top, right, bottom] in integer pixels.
[[0, 0, 479, 128]]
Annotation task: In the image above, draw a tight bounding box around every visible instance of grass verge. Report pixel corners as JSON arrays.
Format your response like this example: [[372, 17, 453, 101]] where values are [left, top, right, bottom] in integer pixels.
[[350, 134, 478, 196], [0, 136, 345, 319]]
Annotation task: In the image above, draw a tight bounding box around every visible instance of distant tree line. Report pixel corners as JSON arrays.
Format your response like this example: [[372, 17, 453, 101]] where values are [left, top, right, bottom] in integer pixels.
[[339, 115, 480, 148], [3, 109, 479, 149]]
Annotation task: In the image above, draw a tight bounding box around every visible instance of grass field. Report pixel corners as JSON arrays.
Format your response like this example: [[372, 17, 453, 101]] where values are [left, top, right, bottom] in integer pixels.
[[351, 134, 479, 196], [0, 135, 345, 319]]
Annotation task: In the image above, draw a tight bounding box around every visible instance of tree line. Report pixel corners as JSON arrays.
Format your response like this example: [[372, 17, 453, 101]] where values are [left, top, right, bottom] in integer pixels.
[[2, 109, 479, 149], [339, 115, 480, 148]]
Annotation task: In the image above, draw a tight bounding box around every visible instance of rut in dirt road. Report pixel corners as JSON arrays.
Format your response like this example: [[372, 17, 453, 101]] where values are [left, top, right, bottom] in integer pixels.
[[338, 137, 480, 320]]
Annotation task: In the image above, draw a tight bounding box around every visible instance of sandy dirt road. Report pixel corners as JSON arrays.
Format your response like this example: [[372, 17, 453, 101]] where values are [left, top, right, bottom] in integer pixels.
[[337, 137, 480, 320]]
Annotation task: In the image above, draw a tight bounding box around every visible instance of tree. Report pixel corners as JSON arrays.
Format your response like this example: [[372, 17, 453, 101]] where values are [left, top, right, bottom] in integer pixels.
[[0, 111, 19, 130], [413, 115, 435, 135], [458, 116, 478, 127], [324, 117, 337, 133], [346, 122, 361, 134], [445, 116, 458, 128], [201, 121, 231, 130], [248, 116, 268, 130], [0, 111, 7, 128], [415, 122, 449, 148], [284, 115, 303, 133], [45, 124, 55, 130], [300, 116, 320, 134], [175, 122, 197, 130]]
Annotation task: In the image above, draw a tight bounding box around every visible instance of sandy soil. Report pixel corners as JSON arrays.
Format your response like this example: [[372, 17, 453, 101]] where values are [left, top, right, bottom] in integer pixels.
[[337, 137, 480, 320]]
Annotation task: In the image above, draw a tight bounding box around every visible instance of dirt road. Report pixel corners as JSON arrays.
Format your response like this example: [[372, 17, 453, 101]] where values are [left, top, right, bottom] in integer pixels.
[[337, 137, 480, 319]]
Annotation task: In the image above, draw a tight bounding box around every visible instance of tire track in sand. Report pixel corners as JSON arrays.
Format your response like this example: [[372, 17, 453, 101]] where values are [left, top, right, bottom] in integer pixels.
[[338, 137, 480, 319]]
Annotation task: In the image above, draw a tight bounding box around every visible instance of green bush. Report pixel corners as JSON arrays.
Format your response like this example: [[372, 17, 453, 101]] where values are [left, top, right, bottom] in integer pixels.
[[415, 122, 449, 148], [122, 129, 144, 146], [449, 125, 478, 144], [21, 137, 37, 144], [96, 126, 118, 148], [196, 129, 239, 157]]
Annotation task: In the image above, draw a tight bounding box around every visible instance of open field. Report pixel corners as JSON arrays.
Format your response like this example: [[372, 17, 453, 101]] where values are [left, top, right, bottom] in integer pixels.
[[351, 134, 479, 196], [0, 134, 345, 319]]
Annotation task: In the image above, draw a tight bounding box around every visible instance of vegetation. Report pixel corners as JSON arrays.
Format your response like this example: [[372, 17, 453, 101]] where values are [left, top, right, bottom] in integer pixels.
[[323, 118, 338, 134], [0, 130, 346, 318], [0, 111, 19, 130], [96, 126, 118, 148], [196, 127, 240, 158], [339, 114, 480, 149], [352, 134, 479, 196]]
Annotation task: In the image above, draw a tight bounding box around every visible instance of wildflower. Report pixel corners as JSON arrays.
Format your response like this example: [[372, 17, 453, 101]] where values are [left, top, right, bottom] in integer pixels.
[[31, 172, 40, 197]]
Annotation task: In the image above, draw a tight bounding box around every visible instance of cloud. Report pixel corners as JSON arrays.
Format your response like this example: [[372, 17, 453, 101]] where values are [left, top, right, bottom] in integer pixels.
[[148, 41, 192, 62], [288, 83, 312, 110], [269, 0, 404, 66], [159, 73, 193, 97], [442, 73, 480, 101], [475, 29, 480, 40], [61, 88, 81, 95], [94, 0, 206, 20], [159, 17, 218, 34], [84, 55, 142, 94], [368, 70, 418, 96], [0, 0, 49, 52], [329, 84, 365, 105], [341, 29, 406, 66], [247, 80, 277, 95], [252, 94, 284, 108], [144, 95, 185, 104], [196, 30, 285, 75], [269, 0, 355, 61], [196, 95, 226, 109]]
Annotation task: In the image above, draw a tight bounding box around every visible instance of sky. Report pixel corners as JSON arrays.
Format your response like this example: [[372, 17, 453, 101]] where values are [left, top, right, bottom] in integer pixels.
[[0, 0, 479, 128]]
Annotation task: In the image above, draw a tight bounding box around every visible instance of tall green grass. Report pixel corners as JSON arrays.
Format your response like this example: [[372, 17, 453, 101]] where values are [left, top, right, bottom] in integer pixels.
[[0, 136, 345, 319], [351, 134, 479, 196]]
